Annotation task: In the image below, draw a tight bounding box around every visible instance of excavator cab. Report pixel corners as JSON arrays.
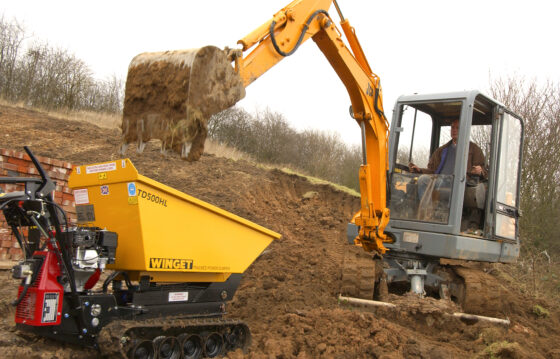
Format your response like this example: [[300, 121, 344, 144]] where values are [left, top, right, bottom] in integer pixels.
[[378, 90, 523, 298]]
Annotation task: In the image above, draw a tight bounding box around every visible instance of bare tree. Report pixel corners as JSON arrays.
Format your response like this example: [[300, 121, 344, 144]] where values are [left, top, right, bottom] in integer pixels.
[[0, 14, 123, 114], [0, 16, 26, 99]]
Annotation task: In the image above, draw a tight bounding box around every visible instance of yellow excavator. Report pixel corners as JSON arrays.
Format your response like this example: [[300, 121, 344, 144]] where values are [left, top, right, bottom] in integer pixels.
[[4, 0, 524, 358], [122, 0, 524, 315]]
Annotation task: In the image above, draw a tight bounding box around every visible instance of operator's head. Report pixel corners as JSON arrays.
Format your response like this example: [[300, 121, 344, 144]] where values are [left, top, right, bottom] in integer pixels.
[[451, 119, 459, 144]]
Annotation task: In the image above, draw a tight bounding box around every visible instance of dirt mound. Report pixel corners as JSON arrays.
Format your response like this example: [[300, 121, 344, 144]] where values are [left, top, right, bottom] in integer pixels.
[[1, 104, 559, 358]]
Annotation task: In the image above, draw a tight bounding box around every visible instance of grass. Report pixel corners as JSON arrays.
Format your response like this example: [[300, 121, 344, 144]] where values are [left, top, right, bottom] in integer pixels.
[[204, 140, 254, 162], [48, 109, 121, 129], [279, 167, 360, 197], [0, 98, 121, 129]]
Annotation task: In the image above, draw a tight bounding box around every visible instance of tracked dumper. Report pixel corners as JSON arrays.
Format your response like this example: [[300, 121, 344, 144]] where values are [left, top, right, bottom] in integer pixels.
[[2, 147, 280, 358]]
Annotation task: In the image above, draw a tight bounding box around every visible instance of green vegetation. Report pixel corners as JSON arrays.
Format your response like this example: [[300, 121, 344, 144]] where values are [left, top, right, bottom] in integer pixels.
[[532, 304, 550, 318], [475, 341, 522, 359]]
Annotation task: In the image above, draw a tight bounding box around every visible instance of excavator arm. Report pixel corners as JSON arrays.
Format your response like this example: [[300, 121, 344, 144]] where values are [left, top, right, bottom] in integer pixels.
[[231, 0, 391, 253], [121, 0, 391, 254]]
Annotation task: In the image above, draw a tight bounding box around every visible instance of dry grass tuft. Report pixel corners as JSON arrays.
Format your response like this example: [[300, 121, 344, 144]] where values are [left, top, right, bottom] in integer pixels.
[[204, 140, 254, 162], [0, 98, 121, 129], [47, 109, 121, 129]]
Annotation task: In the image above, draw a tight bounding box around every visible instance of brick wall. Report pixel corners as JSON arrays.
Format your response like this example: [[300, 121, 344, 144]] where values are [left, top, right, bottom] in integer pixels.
[[0, 148, 76, 261]]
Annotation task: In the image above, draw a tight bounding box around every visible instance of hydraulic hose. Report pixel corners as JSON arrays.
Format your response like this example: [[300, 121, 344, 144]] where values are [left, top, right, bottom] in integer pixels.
[[11, 282, 30, 307], [270, 10, 329, 57]]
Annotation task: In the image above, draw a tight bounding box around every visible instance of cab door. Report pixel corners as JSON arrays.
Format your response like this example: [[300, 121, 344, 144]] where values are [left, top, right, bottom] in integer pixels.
[[493, 111, 523, 241]]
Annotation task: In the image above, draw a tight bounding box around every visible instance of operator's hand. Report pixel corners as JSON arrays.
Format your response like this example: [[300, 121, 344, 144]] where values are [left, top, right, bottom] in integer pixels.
[[470, 165, 483, 176], [408, 162, 421, 173]]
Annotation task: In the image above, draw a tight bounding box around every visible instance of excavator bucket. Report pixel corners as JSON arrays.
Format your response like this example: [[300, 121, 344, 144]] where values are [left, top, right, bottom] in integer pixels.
[[121, 46, 245, 161]]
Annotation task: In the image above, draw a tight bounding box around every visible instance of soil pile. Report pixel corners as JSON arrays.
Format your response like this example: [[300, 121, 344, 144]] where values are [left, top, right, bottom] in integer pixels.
[[122, 46, 245, 160], [0, 104, 559, 358]]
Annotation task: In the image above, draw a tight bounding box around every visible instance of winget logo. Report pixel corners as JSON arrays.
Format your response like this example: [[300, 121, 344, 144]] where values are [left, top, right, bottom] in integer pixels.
[[149, 258, 193, 270]]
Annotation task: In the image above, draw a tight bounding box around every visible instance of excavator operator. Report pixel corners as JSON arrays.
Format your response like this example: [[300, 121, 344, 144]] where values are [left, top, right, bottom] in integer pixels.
[[408, 119, 488, 230], [408, 119, 486, 196]]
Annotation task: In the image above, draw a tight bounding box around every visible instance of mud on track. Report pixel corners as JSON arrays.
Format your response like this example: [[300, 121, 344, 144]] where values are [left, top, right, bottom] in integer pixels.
[[1, 104, 559, 358]]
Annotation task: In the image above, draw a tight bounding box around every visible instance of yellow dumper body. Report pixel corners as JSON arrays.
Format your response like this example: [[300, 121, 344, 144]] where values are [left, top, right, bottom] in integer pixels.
[[68, 159, 279, 283]]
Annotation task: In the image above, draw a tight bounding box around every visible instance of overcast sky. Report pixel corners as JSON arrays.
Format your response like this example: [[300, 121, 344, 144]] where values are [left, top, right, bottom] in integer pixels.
[[3, 0, 559, 145]]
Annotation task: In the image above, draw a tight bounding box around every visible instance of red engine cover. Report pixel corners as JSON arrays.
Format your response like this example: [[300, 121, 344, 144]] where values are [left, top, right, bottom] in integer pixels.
[[15, 251, 64, 326]]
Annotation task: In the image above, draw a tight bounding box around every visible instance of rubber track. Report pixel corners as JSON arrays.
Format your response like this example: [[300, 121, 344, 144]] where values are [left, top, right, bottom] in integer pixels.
[[340, 249, 376, 300], [97, 316, 250, 358], [452, 265, 504, 315]]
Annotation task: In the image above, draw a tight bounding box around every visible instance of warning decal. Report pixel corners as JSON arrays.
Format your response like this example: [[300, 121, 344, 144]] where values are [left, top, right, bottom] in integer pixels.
[[86, 162, 117, 174], [73, 188, 89, 204]]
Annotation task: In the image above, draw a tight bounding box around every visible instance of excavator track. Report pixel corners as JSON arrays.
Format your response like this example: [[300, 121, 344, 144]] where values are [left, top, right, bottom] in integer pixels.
[[340, 248, 377, 300], [451, 265, 506, 316], [98, 316, 250, 359]]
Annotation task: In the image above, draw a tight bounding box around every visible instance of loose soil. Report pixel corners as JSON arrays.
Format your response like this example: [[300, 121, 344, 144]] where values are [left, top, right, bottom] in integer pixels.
[[1, 104, 559, 358], [122, 46, 245, 161]]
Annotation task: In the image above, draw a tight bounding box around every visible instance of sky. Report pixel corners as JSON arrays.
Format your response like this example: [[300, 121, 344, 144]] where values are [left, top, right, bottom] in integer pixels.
[[2, 0, 559, 146]]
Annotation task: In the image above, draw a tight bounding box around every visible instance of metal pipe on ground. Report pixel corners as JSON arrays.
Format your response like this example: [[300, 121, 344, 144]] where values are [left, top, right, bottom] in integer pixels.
[[339, 294, 511, 326]]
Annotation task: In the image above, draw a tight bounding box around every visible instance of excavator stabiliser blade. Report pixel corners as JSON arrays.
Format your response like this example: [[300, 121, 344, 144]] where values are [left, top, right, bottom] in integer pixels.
[[121, 46, 245, 161]]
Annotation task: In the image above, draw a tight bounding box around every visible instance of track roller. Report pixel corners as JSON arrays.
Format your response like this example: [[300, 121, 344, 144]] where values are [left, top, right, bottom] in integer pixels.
[[178, 333, 203, 359], [203, 332, 224, 358], [225, 324, 250, 350], [127, 339, 155, 359], [153, 336, 182, 359]]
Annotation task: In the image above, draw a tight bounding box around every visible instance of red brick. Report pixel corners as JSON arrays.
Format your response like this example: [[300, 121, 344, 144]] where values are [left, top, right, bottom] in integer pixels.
[[18, 165, 27, 174], [62, 193, 74, 201], [10, 250, 23, 260], [53, 169, 69, 180], [0, 252, 8, 260], [63, 186, 72, 194], [0, 247, 7, 255], [1, 162, 17, 171], [1, 149, 13, 157], [63, 162, 73, 169], [63, 205, 74, 213], [1, 240, 13, 248], [12, 241, 20, 248], [13, 151, 25, 160], [45, 170, 60, 181], [28, 167, 39, 175], [0, 233, 11, 241], [8, 247, 21, 255], [52, 159, 63, 167], [40, 163, 52, 171], [7, 157, 29, 167]]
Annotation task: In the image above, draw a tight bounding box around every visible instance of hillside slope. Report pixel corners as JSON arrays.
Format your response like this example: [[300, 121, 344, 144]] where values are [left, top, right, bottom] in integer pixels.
[[0, 104, 559, 358]]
